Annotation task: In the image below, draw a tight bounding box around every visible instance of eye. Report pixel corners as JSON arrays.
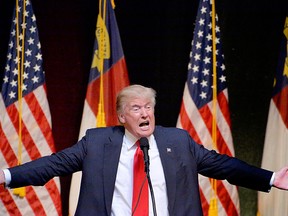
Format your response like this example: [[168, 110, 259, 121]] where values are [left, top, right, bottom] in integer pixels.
[[145, 104, 152, 110], [131, 106, 140, 112]]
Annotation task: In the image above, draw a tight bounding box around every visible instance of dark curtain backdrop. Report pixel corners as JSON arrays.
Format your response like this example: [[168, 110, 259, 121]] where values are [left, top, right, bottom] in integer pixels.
[[0, 0, 287, 215]]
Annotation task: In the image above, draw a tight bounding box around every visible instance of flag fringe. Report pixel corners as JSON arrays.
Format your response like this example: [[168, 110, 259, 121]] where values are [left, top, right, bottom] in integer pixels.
[[13, 187, 26, 198]]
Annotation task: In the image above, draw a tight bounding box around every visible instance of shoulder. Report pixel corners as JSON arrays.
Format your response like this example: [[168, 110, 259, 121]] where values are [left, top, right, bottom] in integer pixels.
[[86, 125, 124, 133], [155, 125, 188, 133], [154, 125, 190, 139], [84, 125, 125, 139]]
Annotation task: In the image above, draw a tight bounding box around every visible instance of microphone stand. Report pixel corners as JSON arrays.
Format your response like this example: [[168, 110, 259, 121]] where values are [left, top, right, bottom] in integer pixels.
[[144, 155, 157, 216]]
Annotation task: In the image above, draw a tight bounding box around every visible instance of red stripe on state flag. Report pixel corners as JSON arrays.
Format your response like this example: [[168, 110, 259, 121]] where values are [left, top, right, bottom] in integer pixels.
[[273, 86, 288, 128], [258, 18, 288, 216], [69, 1, 129, 214], [86, 57, 129, 126]]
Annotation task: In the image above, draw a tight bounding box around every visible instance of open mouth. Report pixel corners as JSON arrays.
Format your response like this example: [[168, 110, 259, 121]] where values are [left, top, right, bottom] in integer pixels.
[[139, 121, 149, 127]]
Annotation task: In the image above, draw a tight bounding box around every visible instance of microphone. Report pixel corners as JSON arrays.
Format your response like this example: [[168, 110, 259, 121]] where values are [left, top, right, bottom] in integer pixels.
[[139, 137, 157, 216], [139, 137, 150, 173]]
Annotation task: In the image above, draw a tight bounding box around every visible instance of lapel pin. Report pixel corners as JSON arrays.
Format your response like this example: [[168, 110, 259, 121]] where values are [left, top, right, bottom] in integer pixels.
[[166, 148, 172, 153]]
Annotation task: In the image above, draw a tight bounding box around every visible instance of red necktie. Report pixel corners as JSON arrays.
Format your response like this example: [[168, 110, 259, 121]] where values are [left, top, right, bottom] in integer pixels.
[[132, 141, 149, 216]]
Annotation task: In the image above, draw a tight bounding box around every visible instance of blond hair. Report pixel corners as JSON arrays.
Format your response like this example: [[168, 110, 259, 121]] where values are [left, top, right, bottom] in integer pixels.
[[116, 84, 156, 114]]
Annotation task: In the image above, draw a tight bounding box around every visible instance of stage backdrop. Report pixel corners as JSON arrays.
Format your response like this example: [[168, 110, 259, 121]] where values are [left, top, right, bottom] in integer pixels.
[[0, 0, 287, 215]]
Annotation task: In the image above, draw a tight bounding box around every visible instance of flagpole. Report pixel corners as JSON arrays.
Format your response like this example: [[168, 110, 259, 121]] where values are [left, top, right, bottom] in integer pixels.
[[14, 0, 26, 198], [97, 0, 107, 127], [209, 0, 218, 215]]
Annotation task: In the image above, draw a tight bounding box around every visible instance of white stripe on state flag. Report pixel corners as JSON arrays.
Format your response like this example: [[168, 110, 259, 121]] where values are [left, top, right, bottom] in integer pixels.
[[69, 100, 97, 215], [78, 100, 97, 139], [69, 171, 82, 215], [258, 100, 288, 216]]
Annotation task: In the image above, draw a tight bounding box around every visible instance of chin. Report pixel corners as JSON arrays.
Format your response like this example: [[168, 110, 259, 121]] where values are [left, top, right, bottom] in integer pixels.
[[140, 131, 153, 137]]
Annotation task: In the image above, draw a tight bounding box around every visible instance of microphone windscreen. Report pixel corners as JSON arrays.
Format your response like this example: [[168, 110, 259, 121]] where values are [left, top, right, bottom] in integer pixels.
[[139, 137, 149, 150]]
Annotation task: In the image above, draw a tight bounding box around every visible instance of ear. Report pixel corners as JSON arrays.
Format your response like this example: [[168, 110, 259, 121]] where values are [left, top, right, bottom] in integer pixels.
[[118, 113, 126, 124]]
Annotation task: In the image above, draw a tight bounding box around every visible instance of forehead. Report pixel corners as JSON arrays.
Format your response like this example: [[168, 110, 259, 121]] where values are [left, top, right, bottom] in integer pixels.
[[126, 97, 152, 106]]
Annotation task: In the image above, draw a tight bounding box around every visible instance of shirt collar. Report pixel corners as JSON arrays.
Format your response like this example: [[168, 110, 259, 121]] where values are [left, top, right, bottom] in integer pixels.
[[124, 129, 138, 150], [124, 129, 155, 150]]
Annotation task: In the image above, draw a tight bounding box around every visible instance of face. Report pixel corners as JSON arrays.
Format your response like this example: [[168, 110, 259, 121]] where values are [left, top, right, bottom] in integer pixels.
[[118, 97, 155, 139]]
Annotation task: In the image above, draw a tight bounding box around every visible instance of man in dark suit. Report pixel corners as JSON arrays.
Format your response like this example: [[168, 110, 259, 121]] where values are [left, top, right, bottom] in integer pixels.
[[1, 84, 288, 216]]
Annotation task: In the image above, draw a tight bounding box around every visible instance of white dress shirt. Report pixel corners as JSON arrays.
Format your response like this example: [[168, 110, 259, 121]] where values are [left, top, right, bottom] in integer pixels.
[[111, 130, 169, 216]]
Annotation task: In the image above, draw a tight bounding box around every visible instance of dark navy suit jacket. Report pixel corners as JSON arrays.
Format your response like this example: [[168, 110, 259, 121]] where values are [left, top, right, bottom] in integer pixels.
[[9, 126, 273, 215]]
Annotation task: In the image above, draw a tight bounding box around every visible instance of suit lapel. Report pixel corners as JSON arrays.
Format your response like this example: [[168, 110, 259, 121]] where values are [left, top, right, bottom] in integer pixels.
[[103, 127, 124, 215], [154, 127, 177, 214]]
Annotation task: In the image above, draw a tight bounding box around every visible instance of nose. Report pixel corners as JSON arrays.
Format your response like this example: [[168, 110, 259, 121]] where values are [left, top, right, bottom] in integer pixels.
[[140, 107, 148, 117]]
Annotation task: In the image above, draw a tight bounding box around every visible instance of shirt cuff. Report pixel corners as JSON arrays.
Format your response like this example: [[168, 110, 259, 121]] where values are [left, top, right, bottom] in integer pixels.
[[3, 169, 11, 186], [269, 172, 275, 186]]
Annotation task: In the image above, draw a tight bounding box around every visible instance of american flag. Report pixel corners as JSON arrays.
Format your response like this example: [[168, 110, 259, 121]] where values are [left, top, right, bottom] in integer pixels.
[[68, 0, 129, 214], [258, 17, 288, 216], [0, 0, 62, 215], [176, 0, 240, 215]]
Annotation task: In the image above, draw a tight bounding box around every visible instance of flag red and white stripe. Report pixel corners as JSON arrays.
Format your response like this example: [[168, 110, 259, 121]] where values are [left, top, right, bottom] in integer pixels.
[[176, 0, 240, 215], [177, 85, 239, 216], [0, 1, 62, 215], [0, 86, 62, 215]]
